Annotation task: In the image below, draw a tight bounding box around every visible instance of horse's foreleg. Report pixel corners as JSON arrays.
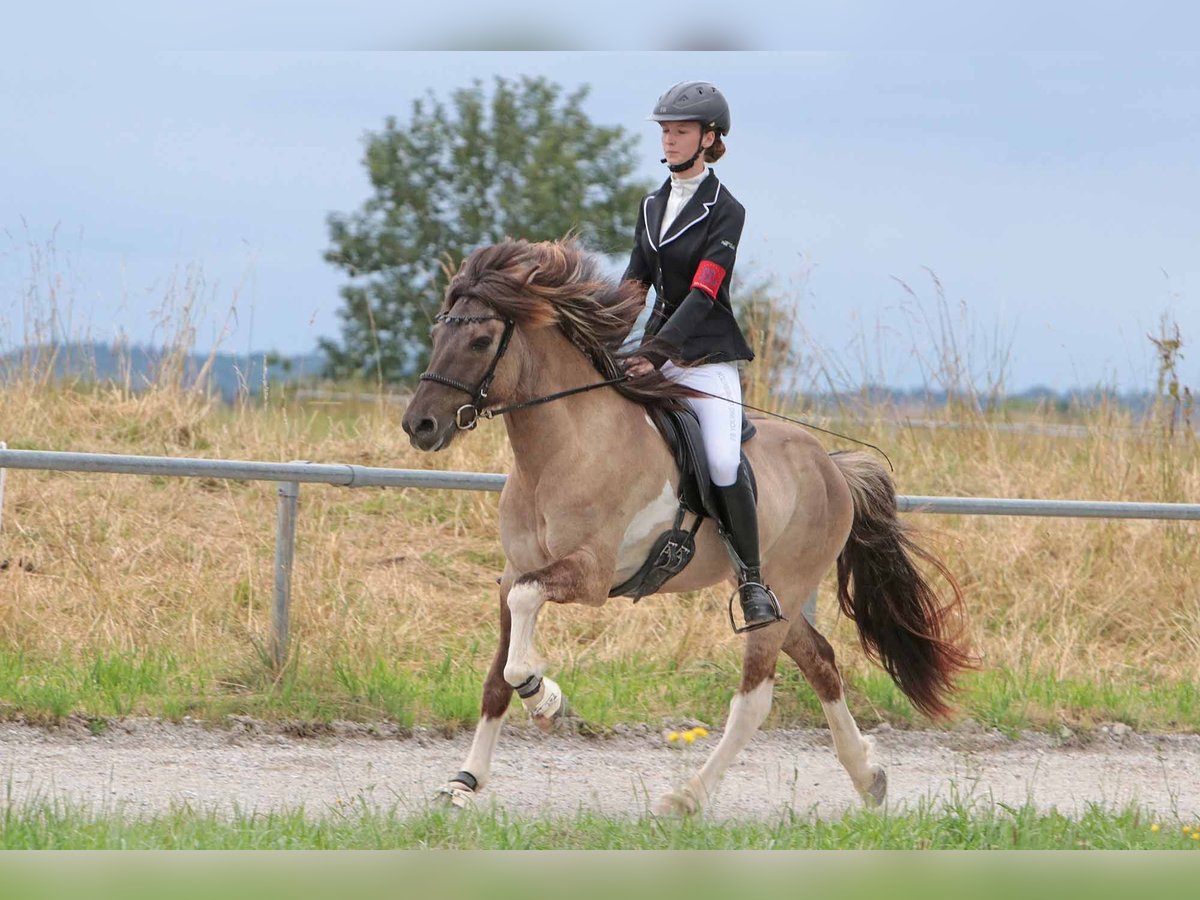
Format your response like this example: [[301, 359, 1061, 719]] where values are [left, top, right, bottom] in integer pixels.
[[438, 584, 514, 807], [656, 632, 785, 817], [502, 549, 608, 732], [502, 577, 564, 731], [782, 616, 887, 806]]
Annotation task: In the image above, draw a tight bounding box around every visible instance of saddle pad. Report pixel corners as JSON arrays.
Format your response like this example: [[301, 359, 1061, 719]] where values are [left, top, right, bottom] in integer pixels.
[[648, 405, 757, 520]]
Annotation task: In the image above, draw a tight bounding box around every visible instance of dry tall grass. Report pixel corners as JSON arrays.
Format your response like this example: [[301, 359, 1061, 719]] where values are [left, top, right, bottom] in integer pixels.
[[2, 368, 1197, 705], [2, 245, 1198, 725]]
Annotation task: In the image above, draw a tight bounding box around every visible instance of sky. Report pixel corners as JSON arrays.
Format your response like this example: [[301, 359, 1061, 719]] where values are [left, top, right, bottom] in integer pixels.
[[2, 47, 1198, 393]]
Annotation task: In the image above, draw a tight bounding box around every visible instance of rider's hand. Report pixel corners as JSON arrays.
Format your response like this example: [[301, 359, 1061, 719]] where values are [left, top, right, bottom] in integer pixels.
[[624, 356, 655, 379]]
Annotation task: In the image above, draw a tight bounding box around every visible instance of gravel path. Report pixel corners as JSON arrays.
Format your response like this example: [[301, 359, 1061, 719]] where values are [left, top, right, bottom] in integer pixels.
[[2, 718, 1196, 821]]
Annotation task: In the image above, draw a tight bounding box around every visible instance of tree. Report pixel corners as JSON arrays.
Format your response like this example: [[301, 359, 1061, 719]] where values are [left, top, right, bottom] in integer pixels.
[[321, 76, 650, 381]]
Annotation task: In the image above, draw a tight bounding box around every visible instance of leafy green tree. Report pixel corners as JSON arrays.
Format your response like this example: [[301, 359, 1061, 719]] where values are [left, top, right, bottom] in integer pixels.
[[322, 76, 650, 381]]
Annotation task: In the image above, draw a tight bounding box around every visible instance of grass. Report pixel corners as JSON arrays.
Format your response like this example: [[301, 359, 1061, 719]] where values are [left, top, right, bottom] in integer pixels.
[[1, 644, 1198, 735], [1, 794, 1198, 849]]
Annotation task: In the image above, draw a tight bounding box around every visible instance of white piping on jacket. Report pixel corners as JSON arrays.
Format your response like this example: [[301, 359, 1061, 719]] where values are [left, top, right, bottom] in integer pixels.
[[642, 178, 724, 254]]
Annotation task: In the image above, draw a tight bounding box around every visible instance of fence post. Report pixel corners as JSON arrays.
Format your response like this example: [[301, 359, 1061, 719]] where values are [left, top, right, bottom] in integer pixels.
[[0, 441, 7, 535], [271, 478, 301, 671]]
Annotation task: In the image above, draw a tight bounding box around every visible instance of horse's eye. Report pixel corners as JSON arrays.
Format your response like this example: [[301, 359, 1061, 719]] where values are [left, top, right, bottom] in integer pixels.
[[470, 336, 492, 352]]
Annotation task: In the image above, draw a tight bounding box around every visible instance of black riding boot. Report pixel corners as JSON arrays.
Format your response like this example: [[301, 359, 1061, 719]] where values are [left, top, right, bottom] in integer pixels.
[[715, 479, 784, 633]]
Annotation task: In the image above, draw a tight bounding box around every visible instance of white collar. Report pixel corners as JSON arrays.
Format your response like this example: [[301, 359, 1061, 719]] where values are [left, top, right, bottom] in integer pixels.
[[669, 167, 710, 190]]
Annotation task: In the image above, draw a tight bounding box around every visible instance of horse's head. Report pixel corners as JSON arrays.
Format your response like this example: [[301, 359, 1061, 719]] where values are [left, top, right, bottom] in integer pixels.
[[402, 297, 523, 451], [403, 238, 673, 451]]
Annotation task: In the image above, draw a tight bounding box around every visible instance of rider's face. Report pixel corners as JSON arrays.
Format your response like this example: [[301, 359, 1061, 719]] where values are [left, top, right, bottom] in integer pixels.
[[660, 121, 713, 167]]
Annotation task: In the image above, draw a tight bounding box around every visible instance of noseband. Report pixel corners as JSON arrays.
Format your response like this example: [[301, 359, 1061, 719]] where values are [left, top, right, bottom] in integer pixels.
[[419, 312, 515, 430]]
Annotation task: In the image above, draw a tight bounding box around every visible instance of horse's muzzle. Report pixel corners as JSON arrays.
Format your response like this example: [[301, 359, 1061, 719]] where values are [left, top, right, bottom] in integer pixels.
[[401, 411, 455, 452]]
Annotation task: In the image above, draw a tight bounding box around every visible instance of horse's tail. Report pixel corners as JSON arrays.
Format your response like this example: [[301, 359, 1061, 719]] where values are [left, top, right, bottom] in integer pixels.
[[829, 451, 974, 719]]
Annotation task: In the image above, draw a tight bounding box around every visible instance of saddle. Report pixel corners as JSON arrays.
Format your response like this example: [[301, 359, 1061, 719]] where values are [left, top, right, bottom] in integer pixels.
[[608, 408, 757, 601]]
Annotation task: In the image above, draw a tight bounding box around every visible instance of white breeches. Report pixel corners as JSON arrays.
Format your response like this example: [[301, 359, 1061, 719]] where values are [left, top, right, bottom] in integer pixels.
[[661, 360, 743, 487]]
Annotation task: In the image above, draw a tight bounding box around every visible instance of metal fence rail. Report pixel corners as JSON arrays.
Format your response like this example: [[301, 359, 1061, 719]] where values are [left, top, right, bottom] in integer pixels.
[[4, 449, 1197, 518], [2, 447, 1197, 667], [896, 495, 1200, 520], [0, 449, 507, 491]]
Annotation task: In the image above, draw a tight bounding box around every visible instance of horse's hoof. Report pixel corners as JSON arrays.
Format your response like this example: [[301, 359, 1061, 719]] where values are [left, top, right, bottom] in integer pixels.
[[530, 678, 566, 733], [532, 702, 564, 733], [433, 783, 476, 810], [534, 703, 577, 734], [654, 788, 701, 818], [860, 766, 887, 807]]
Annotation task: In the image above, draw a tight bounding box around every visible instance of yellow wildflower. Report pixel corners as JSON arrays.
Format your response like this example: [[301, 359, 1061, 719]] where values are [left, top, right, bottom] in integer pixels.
[[1192, 833, 1199, 842], [667, 731, 680, 743], [1184, 826, 1194, 834], [683, 731, 696, 744], [1151, 823, 1161, 833], [692, 727, 709, 738]]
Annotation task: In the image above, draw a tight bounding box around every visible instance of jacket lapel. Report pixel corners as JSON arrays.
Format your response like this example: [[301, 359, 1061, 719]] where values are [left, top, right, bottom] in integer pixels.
[[644, 179, 671, 252], [659, 170, 721, 248]]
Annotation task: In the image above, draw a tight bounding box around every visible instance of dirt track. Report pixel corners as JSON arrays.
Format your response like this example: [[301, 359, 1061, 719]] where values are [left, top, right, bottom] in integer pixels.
[[2, 718, 1197, 821]]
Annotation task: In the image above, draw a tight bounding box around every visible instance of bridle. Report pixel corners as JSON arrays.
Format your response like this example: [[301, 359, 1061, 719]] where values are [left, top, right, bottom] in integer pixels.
[[419, 312, 517, 430], [420, 309, 626, 430]]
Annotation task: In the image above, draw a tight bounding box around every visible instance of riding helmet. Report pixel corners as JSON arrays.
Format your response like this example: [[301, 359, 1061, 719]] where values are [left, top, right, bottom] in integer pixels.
[[649, 81, 731, 136]]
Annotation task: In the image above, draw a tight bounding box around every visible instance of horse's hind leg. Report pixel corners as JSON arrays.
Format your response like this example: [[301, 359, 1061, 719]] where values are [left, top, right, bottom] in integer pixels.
[[436, 581, 515, 807], [656, 626, 786, 817], [782, 616, 887, 806]]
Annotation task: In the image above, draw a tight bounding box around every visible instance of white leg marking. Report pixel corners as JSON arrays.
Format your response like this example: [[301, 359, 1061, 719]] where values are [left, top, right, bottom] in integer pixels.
[[502, 581, 568, 730], [658, 679, 774, 815], [503, 581, 545, 688], [821, 697, 883, 800], [457, 714, 506, 792]]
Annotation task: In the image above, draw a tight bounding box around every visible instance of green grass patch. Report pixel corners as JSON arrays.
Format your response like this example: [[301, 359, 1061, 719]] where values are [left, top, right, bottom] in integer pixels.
[[1, 796, 1197, 850], [0, 649, 183, 723], [1, 646, 1198, 735]]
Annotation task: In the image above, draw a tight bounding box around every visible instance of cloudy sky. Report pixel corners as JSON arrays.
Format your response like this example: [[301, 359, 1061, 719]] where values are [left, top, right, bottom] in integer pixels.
[[2, 47, 1198, 392]]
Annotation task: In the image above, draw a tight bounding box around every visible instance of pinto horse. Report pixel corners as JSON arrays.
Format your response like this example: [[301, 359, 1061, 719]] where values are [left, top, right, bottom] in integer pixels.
[[401, 239, 970, 816]]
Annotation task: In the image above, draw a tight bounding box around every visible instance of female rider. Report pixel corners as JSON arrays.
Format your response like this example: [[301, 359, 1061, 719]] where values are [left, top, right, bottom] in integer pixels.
[[623, 80, 782, 633]]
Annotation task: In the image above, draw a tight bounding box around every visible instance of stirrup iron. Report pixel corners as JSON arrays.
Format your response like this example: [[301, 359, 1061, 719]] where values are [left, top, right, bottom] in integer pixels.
[[727, 581, 785, 634]]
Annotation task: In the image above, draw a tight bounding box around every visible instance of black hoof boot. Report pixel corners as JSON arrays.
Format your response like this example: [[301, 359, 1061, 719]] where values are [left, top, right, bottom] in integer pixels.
[[729, 567, 784, 634]]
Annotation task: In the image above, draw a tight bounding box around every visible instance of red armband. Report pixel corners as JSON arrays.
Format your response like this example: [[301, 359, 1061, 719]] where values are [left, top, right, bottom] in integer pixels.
[[691, 260, 726, 300]]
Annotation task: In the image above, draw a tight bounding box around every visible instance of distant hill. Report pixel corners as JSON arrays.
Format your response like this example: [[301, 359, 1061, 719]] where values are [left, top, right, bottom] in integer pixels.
[[0, 342, 327, 402], [804, 383, 1160, 416], [0, 341, 1176, 418]]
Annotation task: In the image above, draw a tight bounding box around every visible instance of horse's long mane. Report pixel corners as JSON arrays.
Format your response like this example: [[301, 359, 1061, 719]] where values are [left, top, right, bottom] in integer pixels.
[[443, 238, 694, 410]]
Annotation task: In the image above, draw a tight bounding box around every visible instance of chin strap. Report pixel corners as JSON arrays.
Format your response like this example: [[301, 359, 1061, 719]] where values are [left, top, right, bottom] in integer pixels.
[[661, 150, 702, 173]]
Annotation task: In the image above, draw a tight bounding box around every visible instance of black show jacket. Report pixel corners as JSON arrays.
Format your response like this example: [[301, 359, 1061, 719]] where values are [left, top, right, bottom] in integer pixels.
[[623, 169, 755, 366]]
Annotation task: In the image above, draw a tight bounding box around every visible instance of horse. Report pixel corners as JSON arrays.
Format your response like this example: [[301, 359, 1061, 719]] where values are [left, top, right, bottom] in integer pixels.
[[400, 238, 971, 816]]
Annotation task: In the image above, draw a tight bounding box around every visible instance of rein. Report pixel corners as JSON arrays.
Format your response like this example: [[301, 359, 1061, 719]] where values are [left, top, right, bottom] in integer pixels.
[[419, 312, 892, 469], [685, 387, 895, 472], [480, 376, 630, 419], [420, 311, 625, 430]]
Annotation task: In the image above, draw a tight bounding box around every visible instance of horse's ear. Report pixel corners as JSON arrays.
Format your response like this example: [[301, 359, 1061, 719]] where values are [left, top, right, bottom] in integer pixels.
[[438, 251, 461, 283]]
